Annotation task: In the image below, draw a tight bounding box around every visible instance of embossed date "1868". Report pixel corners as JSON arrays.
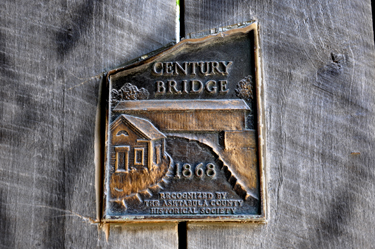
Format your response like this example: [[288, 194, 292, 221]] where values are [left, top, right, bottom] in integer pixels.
[[174, 162, 217, 179]]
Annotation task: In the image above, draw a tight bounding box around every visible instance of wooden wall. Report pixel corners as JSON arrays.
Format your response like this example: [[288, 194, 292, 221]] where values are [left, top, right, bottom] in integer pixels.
[[1, 0, 374, 248]]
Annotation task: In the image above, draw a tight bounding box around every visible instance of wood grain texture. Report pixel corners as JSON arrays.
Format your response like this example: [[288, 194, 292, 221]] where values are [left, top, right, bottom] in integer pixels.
[[184, 0, 375, 248], [0, 0, 177, 248]]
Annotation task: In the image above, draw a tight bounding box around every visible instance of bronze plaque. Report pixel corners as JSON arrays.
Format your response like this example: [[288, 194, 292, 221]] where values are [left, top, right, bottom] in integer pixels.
[[103, 21, 266, 222]]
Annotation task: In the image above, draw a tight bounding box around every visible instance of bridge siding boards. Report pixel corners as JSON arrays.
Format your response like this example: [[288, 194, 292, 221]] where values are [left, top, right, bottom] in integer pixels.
[[114, 100, 250, 131], [184, 0, 375, 248], [0, 0, 178, 248], [115, 111, 246, 131]]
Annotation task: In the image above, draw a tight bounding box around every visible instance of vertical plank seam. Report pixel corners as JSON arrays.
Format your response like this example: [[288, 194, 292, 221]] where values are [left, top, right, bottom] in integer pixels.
[[179, 0, 185, 39], [178, 1, 187, 247]]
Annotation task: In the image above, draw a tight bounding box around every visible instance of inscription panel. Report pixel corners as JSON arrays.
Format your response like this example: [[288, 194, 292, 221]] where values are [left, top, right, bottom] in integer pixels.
[[103, 22, 266, 221]]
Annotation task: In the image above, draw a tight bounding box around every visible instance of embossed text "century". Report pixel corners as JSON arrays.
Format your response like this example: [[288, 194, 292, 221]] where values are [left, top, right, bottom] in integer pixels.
[[152, 61, 233, 76]]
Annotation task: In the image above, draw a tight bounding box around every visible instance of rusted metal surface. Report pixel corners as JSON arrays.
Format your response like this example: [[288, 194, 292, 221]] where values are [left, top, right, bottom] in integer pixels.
[[103, 21, 266, 222]]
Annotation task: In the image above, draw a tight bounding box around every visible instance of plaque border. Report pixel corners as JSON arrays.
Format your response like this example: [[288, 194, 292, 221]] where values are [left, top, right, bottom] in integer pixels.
[[100, 21, 267, 223]]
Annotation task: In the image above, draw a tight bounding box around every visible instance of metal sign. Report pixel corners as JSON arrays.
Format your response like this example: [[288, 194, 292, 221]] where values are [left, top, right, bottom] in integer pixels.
[[103, 21, 266, 222]]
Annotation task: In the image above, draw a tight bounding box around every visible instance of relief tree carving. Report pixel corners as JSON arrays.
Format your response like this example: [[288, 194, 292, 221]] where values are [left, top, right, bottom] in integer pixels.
[[112, 83, 149, 105], [235, 75, 253, 101]]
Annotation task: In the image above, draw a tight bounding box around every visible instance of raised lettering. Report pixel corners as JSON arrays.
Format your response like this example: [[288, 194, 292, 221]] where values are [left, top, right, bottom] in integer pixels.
[[219, 80, 229, 94], [167, 80, 182, 94], [144, 200, 150, 207], [174, 163, 181, 178], [206, 163, 216, 177], [152, 62, 163, 75], [195, 163, 204, 177], [164, 62, 174, 75], [182, 164, 193, 178], [182, 80, 189, 94], [156, 81, 166, 94], [205, 80, 217, 94], [199, 61, 210, 75], [211, 61, 221, 74], [191, 80, 203, 94], [215, 192, 227, 199], [220, 61, 233, 74], [189, 62, 198, 75], [174, 62, 188, 75]]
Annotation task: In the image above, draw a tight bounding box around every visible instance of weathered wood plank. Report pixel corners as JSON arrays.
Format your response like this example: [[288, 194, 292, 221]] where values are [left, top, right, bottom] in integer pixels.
[[184, 0, 375, 248], [0, 0, 178, 248]]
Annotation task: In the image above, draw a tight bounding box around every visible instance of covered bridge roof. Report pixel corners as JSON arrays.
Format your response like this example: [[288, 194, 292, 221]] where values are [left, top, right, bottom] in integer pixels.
[[113, 99, 250, 112]]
